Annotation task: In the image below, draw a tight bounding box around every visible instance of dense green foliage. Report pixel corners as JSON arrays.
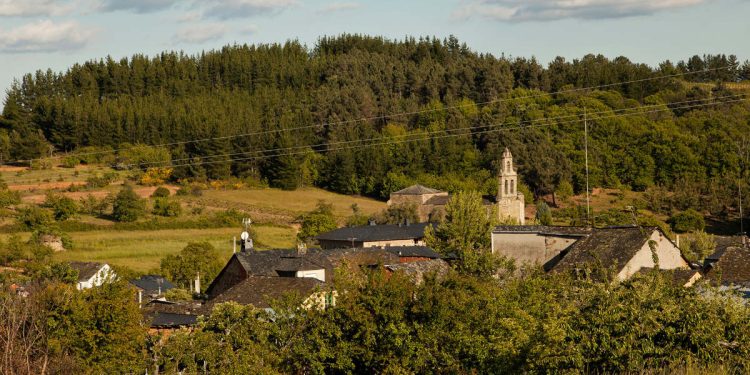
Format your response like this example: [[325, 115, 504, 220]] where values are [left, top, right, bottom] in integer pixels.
[[111, 185, 146, 222], [297, 200, 338, 242], [151, 186, 171, 198], [151, 197, 181, 217], [159, 241, 225, 290], [145, 269, 750, 374], [43, 193, 79, 221], [425, 191, 505, 277], [1, 36, 747, 216], [670, 208, 706, 233]]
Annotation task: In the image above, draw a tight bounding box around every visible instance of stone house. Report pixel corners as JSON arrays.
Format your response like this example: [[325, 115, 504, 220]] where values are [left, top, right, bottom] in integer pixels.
[[492, 226, 690, 281], [314, 222, 433, 249], [549, 226, 689, 281], [387, 185, 450, 222]]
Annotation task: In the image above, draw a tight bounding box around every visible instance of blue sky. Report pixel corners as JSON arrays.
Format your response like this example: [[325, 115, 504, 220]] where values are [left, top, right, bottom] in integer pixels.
[[1, 0, 749, 99]]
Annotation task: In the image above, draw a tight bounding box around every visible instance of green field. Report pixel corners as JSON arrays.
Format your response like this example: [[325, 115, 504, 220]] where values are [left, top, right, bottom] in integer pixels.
[[2, 226, 296, 273]]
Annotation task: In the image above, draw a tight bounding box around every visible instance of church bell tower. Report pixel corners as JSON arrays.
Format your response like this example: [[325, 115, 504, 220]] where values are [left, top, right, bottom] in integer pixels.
[[497, 148, 525, 224]]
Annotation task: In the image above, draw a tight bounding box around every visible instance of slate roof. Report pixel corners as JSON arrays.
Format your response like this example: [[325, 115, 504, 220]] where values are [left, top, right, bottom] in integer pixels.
[[385, 259, 451, 284], [226, 247, 400, 286], [150, 312, 198, 328], [704, 246, 750, 286], [706, 235, 749, 262], [69, 262, 105, 282], [207, 276, 323, 309], [551, 227, 658, 273], [315, 223, 433, 242], [274, 257, 326, 272], [391, 184, 444, 195], [130, 275, 175, 294], [425, 195, 450, 205], [493, 225, 593, 237], [383, 245, 442, 259]]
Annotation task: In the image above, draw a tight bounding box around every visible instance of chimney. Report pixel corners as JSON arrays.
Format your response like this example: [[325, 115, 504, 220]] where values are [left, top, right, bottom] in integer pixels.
[[405, 218, 410, 226], [675, 234, 680, 248], [138, 290, 142, 308], [297, 242, 307, 256], [194, 272, 201, 294], [368, 219, 376, 226]]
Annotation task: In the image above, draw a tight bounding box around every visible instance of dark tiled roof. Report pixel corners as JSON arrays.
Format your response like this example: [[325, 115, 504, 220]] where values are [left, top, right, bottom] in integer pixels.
[[551, 227, 656, 273], [425, 195, 450, 205], [391, 184, 444, 195], [385, 259, 451, 284], [69, 262, 105, 282], [315, 223, 432, 242], [274, 257, 326, 272], [706, 236, 749, 261], [493, 225, 593, 237], [150, 312, 198, 328], [383, 245, 441, 259], [129, 275, 175, 294], [207, 276, 323, 309], [704, 246, 750, 286]]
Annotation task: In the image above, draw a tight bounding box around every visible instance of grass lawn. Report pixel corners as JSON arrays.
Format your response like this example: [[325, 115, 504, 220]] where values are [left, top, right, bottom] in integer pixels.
[[198, 187, 386, 218], [37, 225, 296, 273]]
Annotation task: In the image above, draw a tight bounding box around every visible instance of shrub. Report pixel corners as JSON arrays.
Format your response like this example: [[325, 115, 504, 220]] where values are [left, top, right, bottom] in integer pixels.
[[17, 206, 55, 230], [535, 200, 552, 225], [139, 167, 172, 186], [0, 189, 21, 208], [151, 186, 171, 198], [112, 186, 146, 222], [297, 200, 338, 242], [152, 198, 181, 217], [62, 156, 79, 168], [44, 193, 78, 221], [669, 209, 705, 233], [86, 172, 118, 188]]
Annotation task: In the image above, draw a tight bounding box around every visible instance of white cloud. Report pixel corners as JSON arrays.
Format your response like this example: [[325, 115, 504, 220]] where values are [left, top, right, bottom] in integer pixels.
[[98, 0, 179, 13], [0, 20, 95, 53], [320, 2, 361, 13], [453, 0, 706, 22], [203, 0, 298, 20], [173, 23, 228, 44], [0, 0, 77, 17]]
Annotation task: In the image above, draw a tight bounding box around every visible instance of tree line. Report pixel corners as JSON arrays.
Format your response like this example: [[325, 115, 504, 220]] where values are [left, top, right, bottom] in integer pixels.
[[1, 35, 749, 209]]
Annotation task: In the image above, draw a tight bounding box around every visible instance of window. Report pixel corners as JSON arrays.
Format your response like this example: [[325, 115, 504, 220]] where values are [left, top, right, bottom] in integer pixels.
[[510, 179, 514, 194], [506, 160, 511, 171]]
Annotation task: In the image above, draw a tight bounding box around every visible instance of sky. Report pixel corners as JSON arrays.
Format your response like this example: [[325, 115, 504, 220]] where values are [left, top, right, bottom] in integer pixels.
[[1, 0, 749, 100]]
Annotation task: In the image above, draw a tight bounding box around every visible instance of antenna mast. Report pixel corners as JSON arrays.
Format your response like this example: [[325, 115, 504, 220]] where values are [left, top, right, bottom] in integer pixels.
[[584, 107, 591, 227]]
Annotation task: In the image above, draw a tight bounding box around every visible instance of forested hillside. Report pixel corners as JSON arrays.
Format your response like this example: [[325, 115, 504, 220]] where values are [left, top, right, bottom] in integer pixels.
[[1, 35, 749, 211]]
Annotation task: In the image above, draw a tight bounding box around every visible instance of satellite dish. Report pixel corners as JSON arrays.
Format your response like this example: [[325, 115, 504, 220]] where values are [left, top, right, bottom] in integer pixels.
[[240, 231, 250, 241]]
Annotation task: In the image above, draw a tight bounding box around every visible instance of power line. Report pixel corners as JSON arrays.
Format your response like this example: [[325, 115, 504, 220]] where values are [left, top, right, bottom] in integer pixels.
[[5, 65, 735, 165], [122, 93, 748, 169], [4, 96, 747, 184], [157, 96, 750, 170]]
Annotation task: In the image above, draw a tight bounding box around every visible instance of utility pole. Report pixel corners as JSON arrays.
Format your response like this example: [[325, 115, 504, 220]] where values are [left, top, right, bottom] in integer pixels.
[[584, 107, 591, 227]]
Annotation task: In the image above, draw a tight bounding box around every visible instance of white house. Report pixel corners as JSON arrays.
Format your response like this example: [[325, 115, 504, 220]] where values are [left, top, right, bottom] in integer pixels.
[[70, 262, 116, 290]]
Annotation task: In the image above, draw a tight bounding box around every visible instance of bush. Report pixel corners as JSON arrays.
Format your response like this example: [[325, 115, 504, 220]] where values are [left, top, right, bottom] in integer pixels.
[[86, 172, 118, 188], [0, 189, 21, 208], [17, 206, 55, 230], [112, 185, 146, 222], [297, 201, 339, 242], [152, 198, 181, 217], [62, 156, 79, 168], [669, 209, 705, 233], [535, 200, 552, 225], [151, 186, 171, 198], [44, 193, 79, 221]]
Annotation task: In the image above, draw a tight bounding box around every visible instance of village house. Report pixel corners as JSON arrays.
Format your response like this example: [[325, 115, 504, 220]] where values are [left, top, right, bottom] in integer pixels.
[[549, 226, 689, 281], [385, 147, 525, 224], [203, 239, 446, 314], [492, 226, 690, 281], [69, 262, 116, 290], [703, 241, 750, 287], [314, 222, 433, 249], [130, 275, 175, 305]]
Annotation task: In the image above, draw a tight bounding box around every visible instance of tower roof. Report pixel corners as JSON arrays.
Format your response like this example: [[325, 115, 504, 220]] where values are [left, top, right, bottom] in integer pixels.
[[391, 184, 444, 195], [502, 147, 512, 158]]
